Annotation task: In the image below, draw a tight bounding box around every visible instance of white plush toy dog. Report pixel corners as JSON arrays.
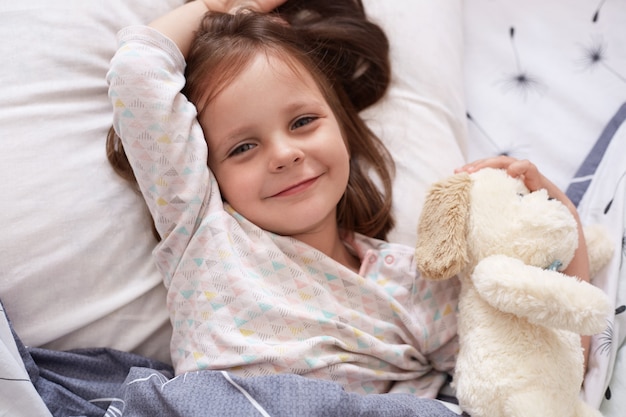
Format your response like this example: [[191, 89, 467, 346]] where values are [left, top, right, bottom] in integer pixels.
[[414, 168, 612, 417]]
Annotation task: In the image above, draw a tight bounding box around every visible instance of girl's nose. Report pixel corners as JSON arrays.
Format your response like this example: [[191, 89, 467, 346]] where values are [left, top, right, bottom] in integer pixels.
[[269, 142, 305, 172]]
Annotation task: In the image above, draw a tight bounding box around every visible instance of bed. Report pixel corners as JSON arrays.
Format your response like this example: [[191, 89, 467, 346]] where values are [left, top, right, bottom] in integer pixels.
[[0, 0, 623, 416]]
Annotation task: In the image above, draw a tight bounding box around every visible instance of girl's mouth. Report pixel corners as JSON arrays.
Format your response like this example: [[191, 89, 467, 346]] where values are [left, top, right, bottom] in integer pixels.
[[271, 176, 320, 198]]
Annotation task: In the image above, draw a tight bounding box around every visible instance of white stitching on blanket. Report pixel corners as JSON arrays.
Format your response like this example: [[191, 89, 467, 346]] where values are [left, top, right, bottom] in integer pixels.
[[88, 398, 124, 417], [127, 372, 170, 387], [220, 371, 272, 417]]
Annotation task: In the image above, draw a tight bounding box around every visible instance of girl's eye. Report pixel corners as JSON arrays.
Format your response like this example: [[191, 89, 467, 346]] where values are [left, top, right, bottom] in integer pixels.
[[229, 143, 256, 157], [291, 116, 317, 130]]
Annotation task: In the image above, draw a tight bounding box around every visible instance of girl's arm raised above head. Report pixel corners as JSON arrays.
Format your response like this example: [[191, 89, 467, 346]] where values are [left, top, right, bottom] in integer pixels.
[[148, 1, 208, 58], [149, 0, 286, 58]]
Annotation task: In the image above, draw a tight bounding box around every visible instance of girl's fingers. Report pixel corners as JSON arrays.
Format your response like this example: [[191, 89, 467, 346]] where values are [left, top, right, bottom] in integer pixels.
[[204, 0, 285, 14], [230, 0, 286, 13], [455, 155, 519, 174], [457, 156, 577, 218], [506, 160, 544, 190], [456, 156, 550, 193]]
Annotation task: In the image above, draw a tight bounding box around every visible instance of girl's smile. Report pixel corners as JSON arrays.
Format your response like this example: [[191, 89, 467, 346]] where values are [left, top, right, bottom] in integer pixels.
[[268, 174, 322, 198]]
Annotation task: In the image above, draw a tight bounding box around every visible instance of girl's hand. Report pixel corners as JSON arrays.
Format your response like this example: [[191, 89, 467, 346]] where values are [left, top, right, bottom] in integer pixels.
[[455, 156, 568, 207], [151, 0, 286, 59], [202, 0, 286, 13]]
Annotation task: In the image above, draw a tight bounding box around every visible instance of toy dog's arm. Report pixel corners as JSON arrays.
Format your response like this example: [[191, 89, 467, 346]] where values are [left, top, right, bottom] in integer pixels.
[[472, 254, 611, 335]]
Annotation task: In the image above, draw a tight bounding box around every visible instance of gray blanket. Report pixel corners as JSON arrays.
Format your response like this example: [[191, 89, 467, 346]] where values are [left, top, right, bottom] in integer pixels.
[[7, 306, 461, 417]]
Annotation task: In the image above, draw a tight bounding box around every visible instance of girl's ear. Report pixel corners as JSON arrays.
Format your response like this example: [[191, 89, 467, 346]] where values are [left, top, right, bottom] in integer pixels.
[[415, 172, 472, 280]]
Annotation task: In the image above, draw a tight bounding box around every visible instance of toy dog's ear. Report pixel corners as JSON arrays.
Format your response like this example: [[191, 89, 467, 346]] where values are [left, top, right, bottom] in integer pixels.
[[415, 172, 472, 280]]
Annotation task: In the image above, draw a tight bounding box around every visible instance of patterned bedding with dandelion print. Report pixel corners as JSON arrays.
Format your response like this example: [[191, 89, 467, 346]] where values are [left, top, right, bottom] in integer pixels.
[[574, 107, 626, 416], [463, 0, 625, 193], [463, 1, 626, 415]]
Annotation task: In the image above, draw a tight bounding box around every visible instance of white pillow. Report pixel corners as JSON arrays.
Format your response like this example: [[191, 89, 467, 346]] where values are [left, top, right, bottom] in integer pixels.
[[0, 0, 186, 364], [0, 0, 466, 362], [362, 0, 467, 246]]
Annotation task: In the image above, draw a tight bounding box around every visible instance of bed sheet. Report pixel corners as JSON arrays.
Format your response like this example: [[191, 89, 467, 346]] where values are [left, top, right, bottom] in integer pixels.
[[463, 1, 626, 414], [0, 302, 52, 417], [463, 0, 626, 192], [576, 113, 626, 415]]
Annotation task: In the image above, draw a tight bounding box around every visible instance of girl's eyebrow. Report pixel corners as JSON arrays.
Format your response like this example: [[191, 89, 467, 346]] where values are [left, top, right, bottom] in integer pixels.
[[219, 125, 255, 144], [284, 100, 320, 114], [281, 99, 327, 120], [217, 100, 325, 142]]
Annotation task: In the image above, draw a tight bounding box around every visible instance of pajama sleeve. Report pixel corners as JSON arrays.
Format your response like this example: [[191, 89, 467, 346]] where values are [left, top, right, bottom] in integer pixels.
[[107, 26, 218, 285]]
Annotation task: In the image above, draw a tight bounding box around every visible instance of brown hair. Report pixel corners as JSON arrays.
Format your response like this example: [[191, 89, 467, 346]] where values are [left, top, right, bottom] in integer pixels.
[[107, 0, 395, 240]]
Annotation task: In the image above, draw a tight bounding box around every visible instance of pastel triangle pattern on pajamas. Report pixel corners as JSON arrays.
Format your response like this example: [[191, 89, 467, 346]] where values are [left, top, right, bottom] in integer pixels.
[[108, 27, 460, 398]]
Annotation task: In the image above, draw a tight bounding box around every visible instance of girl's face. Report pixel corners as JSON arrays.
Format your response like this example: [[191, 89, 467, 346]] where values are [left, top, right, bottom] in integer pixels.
[[202, 53, 350, 240]]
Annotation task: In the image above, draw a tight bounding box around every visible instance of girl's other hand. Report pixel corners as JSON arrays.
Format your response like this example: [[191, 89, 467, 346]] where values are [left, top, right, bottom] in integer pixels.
[[455, 155, 568, 205], [202, 0, 286, 14]]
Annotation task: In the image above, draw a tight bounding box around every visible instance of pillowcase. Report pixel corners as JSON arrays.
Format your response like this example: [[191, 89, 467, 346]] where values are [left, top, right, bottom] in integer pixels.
[[0, 0, 466, 363], [0, 0, 186, 364], [362, 0, 467, 246]]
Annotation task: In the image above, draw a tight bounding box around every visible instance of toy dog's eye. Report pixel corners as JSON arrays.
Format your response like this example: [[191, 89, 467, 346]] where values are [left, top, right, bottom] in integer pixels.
[[548, 197, 556, 201], [517, 193, 525, 198]]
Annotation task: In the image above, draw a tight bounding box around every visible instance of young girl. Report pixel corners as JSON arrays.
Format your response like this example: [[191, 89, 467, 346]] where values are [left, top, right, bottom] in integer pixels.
[[107, 0, 591, 397]]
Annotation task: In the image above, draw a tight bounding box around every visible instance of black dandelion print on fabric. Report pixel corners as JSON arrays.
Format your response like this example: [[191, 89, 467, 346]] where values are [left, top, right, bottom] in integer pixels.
[[579, 36, 626, 83], [466, 113, 505, 156], [603, 172, 626, 215], [465, 112, 529, 158], [604, 305, 626, 400], [592, 0, 609, 22], [501, 27, 544, 97], [622, 231, 626, 267]]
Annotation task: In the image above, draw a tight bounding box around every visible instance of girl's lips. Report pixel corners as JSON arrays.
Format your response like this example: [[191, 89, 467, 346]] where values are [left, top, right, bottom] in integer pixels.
[[271, 176, 320, 198]]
